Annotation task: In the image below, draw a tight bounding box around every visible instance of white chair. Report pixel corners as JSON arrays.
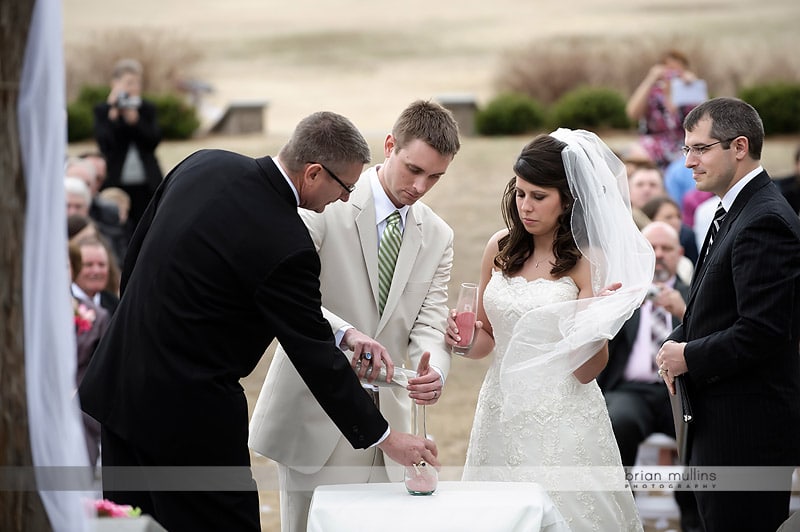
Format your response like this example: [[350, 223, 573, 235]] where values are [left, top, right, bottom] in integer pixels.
[[633, 433, 680, 530]]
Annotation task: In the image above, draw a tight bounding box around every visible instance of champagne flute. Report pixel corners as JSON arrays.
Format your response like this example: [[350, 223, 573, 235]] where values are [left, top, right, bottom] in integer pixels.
[[452, 282, 478, 356]]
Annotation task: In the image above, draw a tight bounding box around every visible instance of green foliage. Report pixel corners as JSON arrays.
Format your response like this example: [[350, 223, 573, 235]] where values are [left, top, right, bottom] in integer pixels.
[[67, 101, 94, 142], [475, 93, 545, 136], [66, 84, 200, 142], [738, 83, 800, 135], [76, 85, 110, 107], [150, 93, 200, 140], [549, 87, 630, 130]]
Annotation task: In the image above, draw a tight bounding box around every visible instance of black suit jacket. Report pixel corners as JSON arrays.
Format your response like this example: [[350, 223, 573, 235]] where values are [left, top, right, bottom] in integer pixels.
[[775, 174, 800, 214], [598, 277, 689, 392], [79, 150, 387, 465], [667, 170, 800, 467], [98, 290, 119, 317], [93, 100, 164, 194]]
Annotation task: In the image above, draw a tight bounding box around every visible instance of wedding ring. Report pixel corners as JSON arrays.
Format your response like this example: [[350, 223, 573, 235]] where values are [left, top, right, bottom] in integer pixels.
[[657, 369, 664, 377], [362, 352, 372, 361], [433, 390, 438, 399]]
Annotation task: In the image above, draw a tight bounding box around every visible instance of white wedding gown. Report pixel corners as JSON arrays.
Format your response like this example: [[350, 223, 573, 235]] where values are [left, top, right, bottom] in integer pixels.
[[463, 272, 642, 532]]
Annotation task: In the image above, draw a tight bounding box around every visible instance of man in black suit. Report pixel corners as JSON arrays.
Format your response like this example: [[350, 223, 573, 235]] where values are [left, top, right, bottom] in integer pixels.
[[657, 98, 800, 532], [598, 221, 700, 531], [78, 111, 439, 532], [93, 58, 164, 228]]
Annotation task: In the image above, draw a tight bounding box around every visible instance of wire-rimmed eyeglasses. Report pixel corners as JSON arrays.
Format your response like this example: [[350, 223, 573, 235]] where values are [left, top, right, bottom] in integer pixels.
[[308, 161, 356, 193], [681, 138, 737, 157]]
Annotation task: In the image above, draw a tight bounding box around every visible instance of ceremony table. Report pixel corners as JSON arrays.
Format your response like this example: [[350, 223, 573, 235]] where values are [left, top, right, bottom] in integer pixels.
[[307, 481, 569, 532]]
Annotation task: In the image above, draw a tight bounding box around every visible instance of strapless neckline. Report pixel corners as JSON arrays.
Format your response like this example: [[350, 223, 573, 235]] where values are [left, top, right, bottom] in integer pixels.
[[498, 271, 578, 290]]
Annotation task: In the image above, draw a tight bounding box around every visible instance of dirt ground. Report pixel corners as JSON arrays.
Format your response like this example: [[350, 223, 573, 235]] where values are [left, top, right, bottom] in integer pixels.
[[63, 1, 800, 530]]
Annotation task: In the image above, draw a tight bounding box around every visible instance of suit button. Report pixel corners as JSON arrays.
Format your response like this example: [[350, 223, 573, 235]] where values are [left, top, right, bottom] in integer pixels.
[[357, 435, 365, 442], [352, 425, 359, 433]]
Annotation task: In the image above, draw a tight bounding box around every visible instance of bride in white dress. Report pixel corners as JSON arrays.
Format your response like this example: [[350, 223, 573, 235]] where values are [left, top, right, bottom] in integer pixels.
[[447, 130, 654, 531]]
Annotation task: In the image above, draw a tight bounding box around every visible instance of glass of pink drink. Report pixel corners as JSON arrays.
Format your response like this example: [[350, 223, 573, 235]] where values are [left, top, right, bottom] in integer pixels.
[[452, 282, 478, 356]]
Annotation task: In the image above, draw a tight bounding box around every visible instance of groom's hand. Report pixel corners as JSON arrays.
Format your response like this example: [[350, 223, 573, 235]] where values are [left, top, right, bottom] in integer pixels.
[[657, 340, 688, 395], [378, 430, 440, 469], [408, 352, 443, 405]]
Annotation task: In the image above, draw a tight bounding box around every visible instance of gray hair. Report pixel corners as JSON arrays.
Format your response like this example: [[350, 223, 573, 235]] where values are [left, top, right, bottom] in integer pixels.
[[64, 176, 91, 204], [112, 58, 143, 79], [278, 111, 371, 176]]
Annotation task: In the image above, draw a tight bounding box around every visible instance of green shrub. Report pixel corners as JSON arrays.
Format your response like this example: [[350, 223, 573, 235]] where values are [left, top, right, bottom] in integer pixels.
[[67, 101, 94, 142], [549, 87, 629, 130], [151, 93, 200, 140], [475, 93, 545, 136], [76, 85, 110, 107], [738, 83, 800, 135], [67, 84, 200, 141]]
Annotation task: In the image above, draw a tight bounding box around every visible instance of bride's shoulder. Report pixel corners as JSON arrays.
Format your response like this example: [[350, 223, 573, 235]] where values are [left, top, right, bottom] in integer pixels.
[[487, 229, 508, 247], [570, 256, 594, 296], [482, 229, 508, 259]]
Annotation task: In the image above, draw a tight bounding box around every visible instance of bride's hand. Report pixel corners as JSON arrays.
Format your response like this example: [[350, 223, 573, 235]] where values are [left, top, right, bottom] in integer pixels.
[[445, 309, 483, 353], [445, 310, 459, 347], [598, 282, 622, 297]]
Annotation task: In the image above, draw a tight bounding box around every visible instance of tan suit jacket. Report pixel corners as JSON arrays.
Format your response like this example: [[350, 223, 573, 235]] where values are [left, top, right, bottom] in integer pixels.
[[249, 166, 453, 480]]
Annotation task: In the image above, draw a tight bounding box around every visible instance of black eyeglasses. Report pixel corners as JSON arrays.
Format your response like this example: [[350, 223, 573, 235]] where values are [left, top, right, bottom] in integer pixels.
[[308, 161, 356, 193], [681, 138, 737, 157]]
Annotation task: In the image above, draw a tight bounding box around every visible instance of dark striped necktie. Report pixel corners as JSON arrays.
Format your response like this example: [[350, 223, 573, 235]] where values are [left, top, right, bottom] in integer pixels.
[[706, 202, 727, 254]]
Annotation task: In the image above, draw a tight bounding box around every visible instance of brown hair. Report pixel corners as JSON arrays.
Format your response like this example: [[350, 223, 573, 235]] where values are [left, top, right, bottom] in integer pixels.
[[68, 242, 82, 282], [74, 235, 121, 296], [495, 134, 581, 276], [391, 100, 461, 156], [662, 49, 689, 68]]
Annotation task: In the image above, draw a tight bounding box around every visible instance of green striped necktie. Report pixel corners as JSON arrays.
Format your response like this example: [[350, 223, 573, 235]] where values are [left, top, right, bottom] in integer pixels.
[[378, 210, 402, 314]]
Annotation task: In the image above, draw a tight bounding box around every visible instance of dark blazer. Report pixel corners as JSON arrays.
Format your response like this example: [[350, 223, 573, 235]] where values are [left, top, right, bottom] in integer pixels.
[[598, 277, 689, 392], [90, 198, 129, 263], [667, 170, 800, 468], [98, 290, 119, 317], [678, 224, 699, 265], [775, 174, 800, 214], [93, 100, 164, 194], [79, 150, 387, 467]]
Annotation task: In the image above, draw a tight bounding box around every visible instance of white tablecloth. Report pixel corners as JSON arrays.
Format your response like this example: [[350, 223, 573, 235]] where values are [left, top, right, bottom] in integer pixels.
[[307, 481, 569, 532]]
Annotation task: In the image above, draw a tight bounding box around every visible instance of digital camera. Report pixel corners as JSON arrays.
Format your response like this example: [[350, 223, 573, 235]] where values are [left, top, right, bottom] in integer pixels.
[[117, 92, 142, 110], [645, 284, 661, 301]]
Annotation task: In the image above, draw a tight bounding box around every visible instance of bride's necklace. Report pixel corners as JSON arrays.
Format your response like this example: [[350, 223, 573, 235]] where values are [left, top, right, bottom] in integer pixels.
[[533, 254, 554, 269]]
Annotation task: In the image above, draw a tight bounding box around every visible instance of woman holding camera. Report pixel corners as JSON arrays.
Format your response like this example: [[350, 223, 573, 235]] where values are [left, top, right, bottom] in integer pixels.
[[93, 58, 164, 228], [626, 50, 700, 170]]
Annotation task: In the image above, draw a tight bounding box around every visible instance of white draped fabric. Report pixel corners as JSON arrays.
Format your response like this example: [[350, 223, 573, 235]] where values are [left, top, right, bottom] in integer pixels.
[[19, 0, 91, 529], [499, 129, 655, 420]]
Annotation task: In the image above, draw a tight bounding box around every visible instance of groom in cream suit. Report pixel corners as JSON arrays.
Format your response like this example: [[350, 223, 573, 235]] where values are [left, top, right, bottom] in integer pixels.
[[249, 100, 461, 532]]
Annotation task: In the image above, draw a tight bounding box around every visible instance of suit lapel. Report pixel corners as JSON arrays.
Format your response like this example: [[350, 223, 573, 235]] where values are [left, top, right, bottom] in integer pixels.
[[625, 309, 641, 347], [687, 171, 771, 306], [255, 156, 298, 207], [377, 206, 422, 332], [352, 185, 381, 311]]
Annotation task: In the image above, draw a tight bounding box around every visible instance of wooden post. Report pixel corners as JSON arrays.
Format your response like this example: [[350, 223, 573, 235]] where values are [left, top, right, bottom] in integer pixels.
[[0, 0, 54, 529]]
